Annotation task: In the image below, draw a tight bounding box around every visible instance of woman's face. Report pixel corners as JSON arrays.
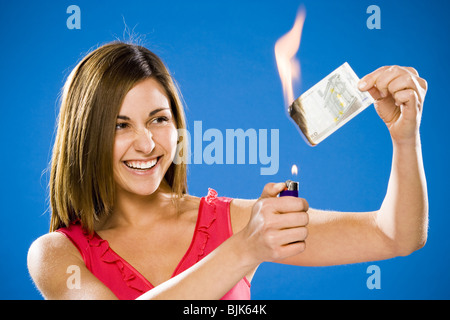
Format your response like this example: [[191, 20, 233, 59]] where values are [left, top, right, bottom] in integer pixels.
[[113, 78, 177, 197]]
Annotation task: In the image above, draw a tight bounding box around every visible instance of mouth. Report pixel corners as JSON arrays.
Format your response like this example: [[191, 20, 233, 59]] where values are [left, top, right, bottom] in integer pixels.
[[123, 157, 160, 171]]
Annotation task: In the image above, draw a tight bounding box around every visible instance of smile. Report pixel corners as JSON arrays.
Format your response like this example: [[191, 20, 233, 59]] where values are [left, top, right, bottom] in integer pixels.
[[123, 157, 160, 171]]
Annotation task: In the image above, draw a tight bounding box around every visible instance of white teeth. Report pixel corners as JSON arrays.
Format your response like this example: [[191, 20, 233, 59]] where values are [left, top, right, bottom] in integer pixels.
[[125, 159, 158, 170]]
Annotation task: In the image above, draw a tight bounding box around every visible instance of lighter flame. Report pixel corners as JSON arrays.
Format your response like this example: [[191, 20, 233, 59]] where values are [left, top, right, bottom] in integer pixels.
[[274, 7, 306, 107], [291, 164, 298, 176]]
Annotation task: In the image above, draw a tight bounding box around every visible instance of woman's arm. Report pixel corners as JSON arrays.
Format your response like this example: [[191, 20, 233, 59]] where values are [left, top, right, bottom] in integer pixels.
[[27, 232, 118, 299], [136, 234, 254, 299], [28, 231, 256, 299], [29, 65, 427, 298], [360, 66, 428, 256], [28, 189, 308, 300], [231, 65, 428, 267], [232, 148, 427, 268]]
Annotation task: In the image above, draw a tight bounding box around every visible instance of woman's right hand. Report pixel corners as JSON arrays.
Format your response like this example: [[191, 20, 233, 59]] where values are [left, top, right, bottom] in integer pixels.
[[239, 182, 309, 265]]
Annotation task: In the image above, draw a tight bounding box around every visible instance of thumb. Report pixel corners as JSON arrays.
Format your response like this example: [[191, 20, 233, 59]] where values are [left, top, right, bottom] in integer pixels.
[[260, 182, 286, 199]]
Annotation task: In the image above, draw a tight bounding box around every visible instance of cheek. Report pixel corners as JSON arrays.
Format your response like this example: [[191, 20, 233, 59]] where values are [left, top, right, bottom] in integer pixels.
[[112, 136, 127, 163], [166, 126, 179, 159], [112, 135, 131, 178]]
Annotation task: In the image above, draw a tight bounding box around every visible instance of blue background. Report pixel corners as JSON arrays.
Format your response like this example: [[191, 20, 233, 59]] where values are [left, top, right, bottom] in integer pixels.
[[1, 0, 449, 299]]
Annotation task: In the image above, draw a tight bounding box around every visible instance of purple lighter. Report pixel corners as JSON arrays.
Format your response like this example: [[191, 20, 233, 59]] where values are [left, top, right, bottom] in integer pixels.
[[279, 180, 299, 197]]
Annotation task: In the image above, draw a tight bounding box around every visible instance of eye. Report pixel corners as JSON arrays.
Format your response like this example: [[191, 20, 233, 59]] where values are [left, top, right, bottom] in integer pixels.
[[115, 122, 129, 130], [152, 116, 169, 124]]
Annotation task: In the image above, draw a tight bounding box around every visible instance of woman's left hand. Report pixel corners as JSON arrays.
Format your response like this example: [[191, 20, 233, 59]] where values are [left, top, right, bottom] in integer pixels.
[[358, 66, 428, 145]]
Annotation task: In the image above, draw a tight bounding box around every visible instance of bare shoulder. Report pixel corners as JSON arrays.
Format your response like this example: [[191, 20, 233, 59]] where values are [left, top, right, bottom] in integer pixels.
[[27, 232, 82, 269], [28, 231, 117, 299], [229, 198, 257, 234], [27, 232, 83, 298], [178, 194, 201, 217], [180, 194, 201, 207]]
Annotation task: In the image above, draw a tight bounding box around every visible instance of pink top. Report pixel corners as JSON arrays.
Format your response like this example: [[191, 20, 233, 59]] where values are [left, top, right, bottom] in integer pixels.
[[57, 188, 251, 300]]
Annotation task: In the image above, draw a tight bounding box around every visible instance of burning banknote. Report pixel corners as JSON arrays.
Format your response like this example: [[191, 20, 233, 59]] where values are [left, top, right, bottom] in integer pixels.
[[288, 62, 374, 146]]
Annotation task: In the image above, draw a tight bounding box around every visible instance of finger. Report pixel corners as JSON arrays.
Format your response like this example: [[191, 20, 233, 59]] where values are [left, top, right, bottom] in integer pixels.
[[405, 69, 428, 94], [367, 86, 383, 101], [373, 95, 399, 125], [269, 197, 309, 214], [276, 240, 306, 259], [394, 67, 427, 92], [370, 66, 418, 100], [404, 66, 419, 76], [359, 66, 426, 94], [260, 182, 287, 199], [387, 74, 423, 105], [272, 211, 309, 229], [394, 89, 419, 106], [358, 66, 390, 92], [393, 89, 420, 121], [373, 66, 411, 99], [277, 226, 308, 245]]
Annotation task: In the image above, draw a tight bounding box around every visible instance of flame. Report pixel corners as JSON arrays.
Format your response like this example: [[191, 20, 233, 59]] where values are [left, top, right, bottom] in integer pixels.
[[291, 164, 298, 176], [274, 7, 306, 107]]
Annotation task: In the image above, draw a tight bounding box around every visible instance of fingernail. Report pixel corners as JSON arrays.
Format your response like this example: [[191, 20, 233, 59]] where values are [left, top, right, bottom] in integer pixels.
[[277, 182, 286, 189], [358, 80, 367, 90]]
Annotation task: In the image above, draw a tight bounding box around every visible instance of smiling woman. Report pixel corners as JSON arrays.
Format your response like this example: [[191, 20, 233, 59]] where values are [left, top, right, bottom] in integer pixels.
[[28, 41, 253, 300], [48, 42, 188, 233], [113, 79, 178, 197], [27, 40, 428, 300]]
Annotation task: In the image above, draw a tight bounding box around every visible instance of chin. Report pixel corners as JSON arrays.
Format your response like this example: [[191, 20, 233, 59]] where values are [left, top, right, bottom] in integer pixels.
[[115, 180, 161, 198], [133, 184, 161, 197]]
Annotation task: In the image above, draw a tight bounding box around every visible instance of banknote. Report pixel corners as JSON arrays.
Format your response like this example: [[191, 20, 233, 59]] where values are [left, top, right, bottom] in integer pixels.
[[288, 62, 374, 146]]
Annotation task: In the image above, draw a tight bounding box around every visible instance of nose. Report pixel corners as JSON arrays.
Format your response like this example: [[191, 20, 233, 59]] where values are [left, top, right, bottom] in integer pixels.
[[133, 128, 155, 155]]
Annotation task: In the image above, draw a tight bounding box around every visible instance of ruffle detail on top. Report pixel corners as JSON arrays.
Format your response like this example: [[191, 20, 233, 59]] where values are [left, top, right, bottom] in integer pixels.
[[194, 188, 218, 262], [205, 188, 218, 204], [77, 222, 149, 294]]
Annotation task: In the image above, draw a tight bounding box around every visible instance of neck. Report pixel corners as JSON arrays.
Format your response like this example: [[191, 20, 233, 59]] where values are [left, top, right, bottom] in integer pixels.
[[98, 180, 179, 230]]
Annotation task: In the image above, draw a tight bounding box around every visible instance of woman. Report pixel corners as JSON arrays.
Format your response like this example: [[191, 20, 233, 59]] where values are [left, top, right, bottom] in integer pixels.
[[27, 41, 428, 300]]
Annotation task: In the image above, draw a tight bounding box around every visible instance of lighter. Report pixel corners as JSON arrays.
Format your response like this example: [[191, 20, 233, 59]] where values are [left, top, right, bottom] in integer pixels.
[[279, 180, 299, 197]]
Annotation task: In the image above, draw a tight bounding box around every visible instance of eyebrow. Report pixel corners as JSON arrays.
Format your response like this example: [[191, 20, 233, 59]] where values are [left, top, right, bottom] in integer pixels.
[[117, 107, 170, 120]]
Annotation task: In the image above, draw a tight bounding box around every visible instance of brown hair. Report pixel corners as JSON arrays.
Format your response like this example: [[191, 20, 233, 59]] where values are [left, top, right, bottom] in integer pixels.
[[49, 41, 188, 233]]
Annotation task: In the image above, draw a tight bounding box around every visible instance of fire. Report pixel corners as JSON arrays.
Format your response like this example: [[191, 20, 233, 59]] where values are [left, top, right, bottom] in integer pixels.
[[291, 164, 298, 176], [274, 7, 306, 107]]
